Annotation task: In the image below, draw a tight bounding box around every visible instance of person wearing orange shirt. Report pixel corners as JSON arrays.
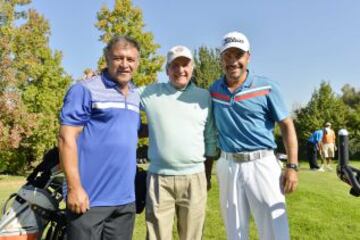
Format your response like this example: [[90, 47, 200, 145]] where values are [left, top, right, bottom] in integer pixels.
[[321, 122, 336, 170]]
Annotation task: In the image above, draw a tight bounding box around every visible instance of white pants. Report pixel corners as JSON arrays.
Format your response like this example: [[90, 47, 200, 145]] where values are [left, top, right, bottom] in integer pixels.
[[216, 154, 289, 240]]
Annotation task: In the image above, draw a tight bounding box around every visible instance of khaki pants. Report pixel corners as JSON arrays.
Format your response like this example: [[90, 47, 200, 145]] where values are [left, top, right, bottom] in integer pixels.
[[322, 143, 335, 158], [145, 172, 207, 240]]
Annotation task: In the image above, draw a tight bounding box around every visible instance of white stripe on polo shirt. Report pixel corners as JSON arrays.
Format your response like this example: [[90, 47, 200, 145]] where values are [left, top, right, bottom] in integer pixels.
[[127, 104, 140, 113], [92, 102, 126, 109], [212, 98, 231, 106], [92, 102, 139, 113], [234, 85, 272, 97]]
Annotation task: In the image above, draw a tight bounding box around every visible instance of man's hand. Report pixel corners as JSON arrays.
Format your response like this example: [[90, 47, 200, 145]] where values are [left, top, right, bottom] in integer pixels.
[[67, 186, 90, 214], [204, 157, 215, 191], [206, 174, 212, 191], [282, 168, 298, 194], [59, 125, 88, 214], [278, 118, 298, 194]]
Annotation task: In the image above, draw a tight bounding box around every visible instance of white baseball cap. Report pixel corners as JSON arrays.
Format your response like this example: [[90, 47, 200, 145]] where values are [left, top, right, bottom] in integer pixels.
[[167, 45, 193, 66], [221, 31, 250, 54], [325, 122, 332, 127]]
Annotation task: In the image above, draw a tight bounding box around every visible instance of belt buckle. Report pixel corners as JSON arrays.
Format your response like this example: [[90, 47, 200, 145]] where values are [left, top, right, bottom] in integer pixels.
[[253, 151, 261, 160], [233, 153, 248, 162]]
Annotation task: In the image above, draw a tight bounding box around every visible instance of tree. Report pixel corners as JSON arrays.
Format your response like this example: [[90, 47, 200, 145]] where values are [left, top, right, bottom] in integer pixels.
[[0, 0, 36, 172], [341, 84, 360, 109], [0, 0, 71, 173], [95, 0, 164, 148], [294, 81, 349, 158], [346, 104, 360, 158], [95, 0, 164, 86], [193, 46, 222, 89], [340, 84, 360, 157]]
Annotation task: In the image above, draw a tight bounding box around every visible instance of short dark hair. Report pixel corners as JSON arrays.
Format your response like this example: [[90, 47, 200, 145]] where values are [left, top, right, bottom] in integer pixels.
[[103, 35, 140, 58]]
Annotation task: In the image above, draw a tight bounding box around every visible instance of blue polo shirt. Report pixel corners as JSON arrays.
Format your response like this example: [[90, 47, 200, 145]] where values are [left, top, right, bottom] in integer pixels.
[[308, 129, 323, 144], [209, 72, 289, 152], [60, 72, 140, 207]]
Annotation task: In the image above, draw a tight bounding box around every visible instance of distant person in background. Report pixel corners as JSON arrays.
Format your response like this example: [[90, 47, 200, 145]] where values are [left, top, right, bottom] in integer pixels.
[[321, 122, 336, 170], [82, 68, 97, 79], [307, 129, 324, 171]]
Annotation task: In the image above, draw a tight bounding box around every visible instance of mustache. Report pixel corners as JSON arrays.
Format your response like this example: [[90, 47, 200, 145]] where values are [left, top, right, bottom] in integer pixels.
[[116, 70, 130, 74], [225, 63, 244, 69]]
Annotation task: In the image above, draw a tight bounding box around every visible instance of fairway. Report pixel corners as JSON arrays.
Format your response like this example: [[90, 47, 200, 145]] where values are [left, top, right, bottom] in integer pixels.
[[1, 161, 359, 239]]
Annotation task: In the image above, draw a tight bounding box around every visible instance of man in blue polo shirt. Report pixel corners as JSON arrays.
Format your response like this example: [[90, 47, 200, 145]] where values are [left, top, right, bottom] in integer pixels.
[[307, 129, 324, 171], [210, 32, 298, 240], [58, 36, 140, 240]]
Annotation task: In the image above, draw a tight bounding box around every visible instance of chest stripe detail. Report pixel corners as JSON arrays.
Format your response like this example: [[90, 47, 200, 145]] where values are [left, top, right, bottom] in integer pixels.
[[234, 89, 270, 102], [211, 85, 271, 105], [234, 85, 272, 97], [92, 102, 139, 113], [211, 92, 231, 101], [212, 98, 231, 106]]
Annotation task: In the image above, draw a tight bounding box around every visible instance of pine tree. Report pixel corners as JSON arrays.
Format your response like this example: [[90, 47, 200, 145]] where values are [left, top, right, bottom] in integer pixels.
[[95, 0, 164, 86], [193, 46, 222, 89]]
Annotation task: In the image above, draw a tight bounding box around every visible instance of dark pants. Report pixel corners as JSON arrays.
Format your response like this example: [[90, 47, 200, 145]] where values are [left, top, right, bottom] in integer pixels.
[[66, 202, 136, 240], [306, 142, 320, 169]]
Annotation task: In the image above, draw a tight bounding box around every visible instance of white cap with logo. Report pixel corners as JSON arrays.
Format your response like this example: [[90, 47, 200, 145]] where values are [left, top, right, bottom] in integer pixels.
[[166, 45, 193, 66], [221, 31, 250, 54]]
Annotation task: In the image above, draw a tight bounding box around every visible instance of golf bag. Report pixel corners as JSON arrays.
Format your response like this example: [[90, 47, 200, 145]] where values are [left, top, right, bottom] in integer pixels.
[[0, 146, 148, 239], [0, 147, 66, 240], [336, 129, 360, 197]]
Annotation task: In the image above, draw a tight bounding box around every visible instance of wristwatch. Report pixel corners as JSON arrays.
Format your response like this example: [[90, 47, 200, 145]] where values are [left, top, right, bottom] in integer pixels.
[[286, 163, 299, 172]]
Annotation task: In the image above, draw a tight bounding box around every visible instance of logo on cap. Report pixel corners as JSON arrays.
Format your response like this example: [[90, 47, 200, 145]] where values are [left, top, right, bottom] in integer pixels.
[[224, 37, 245, 45], [220, 31, 250, 53], [174, 46, 185, 53], [167, 45, 193, 66]]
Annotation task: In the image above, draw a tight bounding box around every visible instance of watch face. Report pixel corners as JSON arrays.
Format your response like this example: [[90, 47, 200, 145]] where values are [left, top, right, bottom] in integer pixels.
[[286, 163, 298, 171]]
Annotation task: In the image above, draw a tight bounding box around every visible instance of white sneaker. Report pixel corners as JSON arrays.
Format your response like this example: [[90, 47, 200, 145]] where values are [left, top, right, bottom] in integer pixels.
[[318, 167, 325, 172], [326, 165, 333, 171]]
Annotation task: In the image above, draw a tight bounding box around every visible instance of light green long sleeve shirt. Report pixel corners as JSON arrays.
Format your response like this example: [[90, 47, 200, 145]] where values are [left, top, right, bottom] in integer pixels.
[[139, 82, 217, 175]]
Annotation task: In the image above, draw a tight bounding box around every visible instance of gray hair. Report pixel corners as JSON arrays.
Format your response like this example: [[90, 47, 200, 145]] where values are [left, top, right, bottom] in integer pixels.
[[103, 35, 140, 58]]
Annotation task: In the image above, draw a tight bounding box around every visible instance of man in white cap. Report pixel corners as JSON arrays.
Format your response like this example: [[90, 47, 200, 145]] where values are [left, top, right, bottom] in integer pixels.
[[138, 45, 218, 240], [321, 122, 336, 170], [210, 32, 298, 239]]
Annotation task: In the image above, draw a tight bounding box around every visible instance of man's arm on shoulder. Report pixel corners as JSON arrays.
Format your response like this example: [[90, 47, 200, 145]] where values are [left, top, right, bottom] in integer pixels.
[[137, 85, 149, 138], [278, 117, 299, 194], [58, 125, 89, 214]]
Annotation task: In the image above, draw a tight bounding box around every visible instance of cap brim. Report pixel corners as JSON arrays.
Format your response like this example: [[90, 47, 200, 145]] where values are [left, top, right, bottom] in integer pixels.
[[167, 55, 193, 65], [221, 43, 249, 54]]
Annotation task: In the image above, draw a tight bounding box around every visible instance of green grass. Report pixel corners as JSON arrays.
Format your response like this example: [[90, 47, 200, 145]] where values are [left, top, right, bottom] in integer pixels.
[[287, 161, 360, 240], [0, 175, 26, 206], [1, 161, 360, 239]]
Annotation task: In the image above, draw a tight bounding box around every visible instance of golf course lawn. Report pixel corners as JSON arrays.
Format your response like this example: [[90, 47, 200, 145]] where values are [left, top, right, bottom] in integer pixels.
[[1, 161, 359, 239]]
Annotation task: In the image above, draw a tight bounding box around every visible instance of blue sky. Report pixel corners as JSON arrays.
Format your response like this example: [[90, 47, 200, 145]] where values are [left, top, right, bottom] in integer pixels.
[[30, 0, 360, 110]]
